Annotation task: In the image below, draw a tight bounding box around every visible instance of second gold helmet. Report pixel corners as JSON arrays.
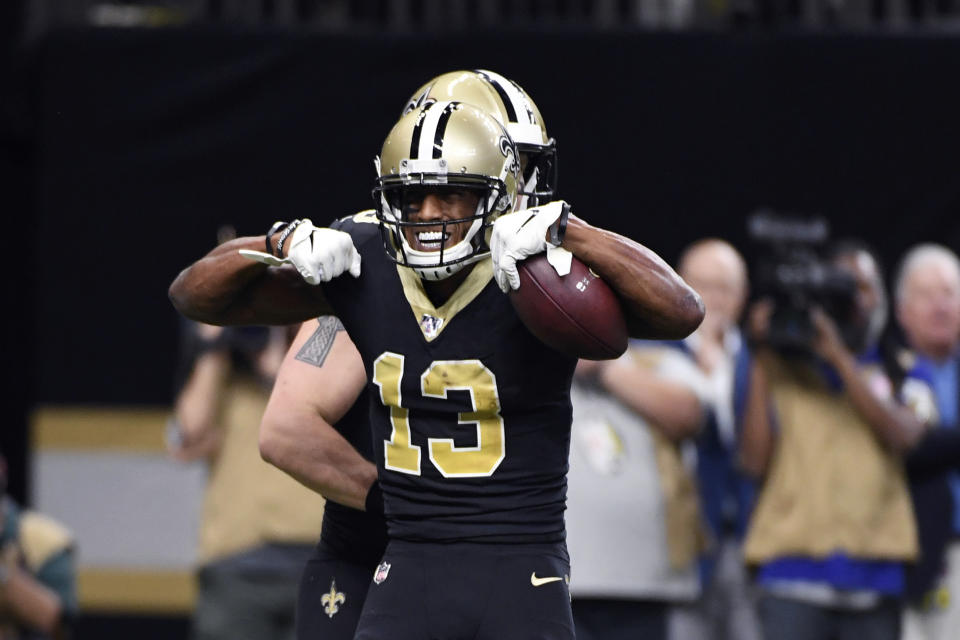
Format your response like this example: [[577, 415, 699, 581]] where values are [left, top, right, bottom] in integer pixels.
[[403, 70, 557, 208]]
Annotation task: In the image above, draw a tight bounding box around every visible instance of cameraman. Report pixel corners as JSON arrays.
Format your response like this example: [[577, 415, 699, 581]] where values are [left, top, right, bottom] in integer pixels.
[[740, 242, 932, 640]]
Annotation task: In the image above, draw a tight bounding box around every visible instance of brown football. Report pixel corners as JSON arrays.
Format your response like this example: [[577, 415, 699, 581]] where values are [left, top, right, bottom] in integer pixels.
[[508, 253, 628, 360]]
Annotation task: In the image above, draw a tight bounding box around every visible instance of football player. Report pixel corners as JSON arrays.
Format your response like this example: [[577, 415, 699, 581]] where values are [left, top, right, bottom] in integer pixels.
[[170, 99, 703, 638], [258, 315, 383, 640], [260, 70, 563, 640]]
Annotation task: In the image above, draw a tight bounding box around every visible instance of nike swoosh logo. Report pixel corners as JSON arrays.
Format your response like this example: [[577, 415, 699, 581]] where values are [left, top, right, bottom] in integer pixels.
[[517, 212, 538, 230], [530, 572, 563, 587]]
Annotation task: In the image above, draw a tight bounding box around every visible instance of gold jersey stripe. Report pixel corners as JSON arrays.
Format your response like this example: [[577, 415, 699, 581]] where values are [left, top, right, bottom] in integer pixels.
[[396, 258, 493, 341], [78, 568, 196, 613], [32, 407, 170, 453]]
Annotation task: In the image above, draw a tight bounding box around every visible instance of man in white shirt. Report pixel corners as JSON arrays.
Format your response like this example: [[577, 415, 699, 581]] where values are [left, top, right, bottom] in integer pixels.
[[566, 341, 709, 640]]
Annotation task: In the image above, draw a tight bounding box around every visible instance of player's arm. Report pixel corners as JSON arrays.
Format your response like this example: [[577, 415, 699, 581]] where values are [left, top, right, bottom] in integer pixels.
[[560, 214, 703, 340], [169, 220, 361, 326], [259, 317, 378, 511], [169, 235, 332, 326], [490, 202, 703, 340]]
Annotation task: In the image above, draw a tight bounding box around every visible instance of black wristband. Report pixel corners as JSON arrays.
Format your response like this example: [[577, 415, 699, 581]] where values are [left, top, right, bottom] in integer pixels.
[[275, 219, 304, 258], [364, 480, 384, 516], [265, 220, 287, 256], [548, 202, 571, 246]]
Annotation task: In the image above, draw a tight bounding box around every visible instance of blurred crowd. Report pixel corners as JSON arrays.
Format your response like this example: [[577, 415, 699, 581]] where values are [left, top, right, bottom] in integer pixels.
[[565, 236, 960, 640]]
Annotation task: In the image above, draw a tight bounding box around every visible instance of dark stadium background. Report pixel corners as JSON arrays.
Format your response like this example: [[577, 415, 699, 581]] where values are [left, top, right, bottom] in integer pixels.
[[4, 7, 960, 636]]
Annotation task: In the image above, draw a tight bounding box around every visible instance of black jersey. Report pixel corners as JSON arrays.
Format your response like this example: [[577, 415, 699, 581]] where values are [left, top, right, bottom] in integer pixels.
[[323, 212, 577, 544], [320, 385, 388, 567]]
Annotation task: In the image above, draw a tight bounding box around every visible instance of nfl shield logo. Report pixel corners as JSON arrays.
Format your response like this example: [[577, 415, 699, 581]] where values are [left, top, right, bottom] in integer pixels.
[[420, 314, 443, 339], [373, 561, 391, 585]]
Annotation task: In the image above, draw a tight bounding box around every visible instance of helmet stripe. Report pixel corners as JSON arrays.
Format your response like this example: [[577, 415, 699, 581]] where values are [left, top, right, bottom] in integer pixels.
[[432, 101, 459, 159], [409, 107, 428, 159], [474, 69, 518, 123], [414, 100, 452, 160]]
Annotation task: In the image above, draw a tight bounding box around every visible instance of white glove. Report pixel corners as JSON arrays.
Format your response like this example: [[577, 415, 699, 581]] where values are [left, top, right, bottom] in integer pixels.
[[490, 200, 573, 292], [239, 219, 361, 285]]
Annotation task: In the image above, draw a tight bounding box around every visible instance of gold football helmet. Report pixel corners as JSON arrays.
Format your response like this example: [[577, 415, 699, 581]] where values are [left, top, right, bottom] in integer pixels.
[[403, 70, 557, 208], [374, 100, 521, 281]]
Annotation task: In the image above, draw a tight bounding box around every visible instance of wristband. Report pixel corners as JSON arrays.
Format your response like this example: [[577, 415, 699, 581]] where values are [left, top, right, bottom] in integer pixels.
[[265, 220, 287, 256], [548, 202, 571, 247], [364, 480, 384, 516], [275, 219, 304, 258]]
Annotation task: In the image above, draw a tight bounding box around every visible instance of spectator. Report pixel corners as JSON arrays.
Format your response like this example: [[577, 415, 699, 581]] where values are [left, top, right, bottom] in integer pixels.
[[170, 316, 326, 640], [894, 244, 960, 640], [0, 454, 76, 640], [740, 242, 931, 640], [565, 342, 708, 640], [671, 238, 762, 640]]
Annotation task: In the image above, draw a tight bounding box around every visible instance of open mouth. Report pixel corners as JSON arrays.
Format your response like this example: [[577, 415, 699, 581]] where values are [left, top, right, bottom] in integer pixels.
[[414, 230, 451, 251]]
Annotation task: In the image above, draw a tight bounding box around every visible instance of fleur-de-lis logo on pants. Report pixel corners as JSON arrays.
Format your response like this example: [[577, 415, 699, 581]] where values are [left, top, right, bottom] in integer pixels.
[[321, 579, 346, 618]]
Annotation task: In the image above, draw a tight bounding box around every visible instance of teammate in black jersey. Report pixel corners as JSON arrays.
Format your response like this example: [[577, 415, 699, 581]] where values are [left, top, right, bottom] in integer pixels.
[[170, 98, 702, 638], [258, 315, 384, 638]]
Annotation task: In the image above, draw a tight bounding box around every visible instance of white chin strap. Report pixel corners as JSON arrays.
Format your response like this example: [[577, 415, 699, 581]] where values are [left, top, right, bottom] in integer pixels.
[[412, 248, 489, 281]]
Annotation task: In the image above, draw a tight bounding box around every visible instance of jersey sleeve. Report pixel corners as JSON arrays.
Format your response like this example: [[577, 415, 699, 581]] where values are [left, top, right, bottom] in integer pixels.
[[330, 210, 381, 241]]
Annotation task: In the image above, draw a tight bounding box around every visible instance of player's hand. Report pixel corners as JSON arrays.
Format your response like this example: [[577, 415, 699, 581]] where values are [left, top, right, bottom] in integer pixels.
[[490, 200, 573, 292], [286, 221, 361, 284], [240, 220, 361, 285]]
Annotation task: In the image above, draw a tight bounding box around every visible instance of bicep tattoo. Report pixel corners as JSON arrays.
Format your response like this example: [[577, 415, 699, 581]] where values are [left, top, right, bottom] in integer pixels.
[[295, 316, 345, 368]]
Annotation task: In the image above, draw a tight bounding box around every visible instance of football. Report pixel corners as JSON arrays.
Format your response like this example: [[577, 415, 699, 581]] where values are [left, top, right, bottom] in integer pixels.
[[508, 253, 628, 360]]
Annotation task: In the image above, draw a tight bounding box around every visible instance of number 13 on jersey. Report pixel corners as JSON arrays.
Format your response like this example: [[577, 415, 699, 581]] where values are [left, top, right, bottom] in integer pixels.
[[373, 352, 506, 478]]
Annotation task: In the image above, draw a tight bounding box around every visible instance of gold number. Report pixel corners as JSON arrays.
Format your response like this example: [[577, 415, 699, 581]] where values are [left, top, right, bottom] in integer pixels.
[[372, 355, 504, 478], [423, 360, 504, 478], [374, 353, 421, 475]]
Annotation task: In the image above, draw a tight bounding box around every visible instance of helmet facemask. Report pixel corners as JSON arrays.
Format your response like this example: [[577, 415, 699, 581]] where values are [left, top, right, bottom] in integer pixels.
[[516, 138, 558, 209], [374, 176, 511, 281], [373, 101, 520, 281]]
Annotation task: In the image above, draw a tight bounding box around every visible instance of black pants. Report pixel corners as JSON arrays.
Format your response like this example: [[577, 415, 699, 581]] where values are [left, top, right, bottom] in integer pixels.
[[354, 539, 575, 640], [296, 540, 379, 640]]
